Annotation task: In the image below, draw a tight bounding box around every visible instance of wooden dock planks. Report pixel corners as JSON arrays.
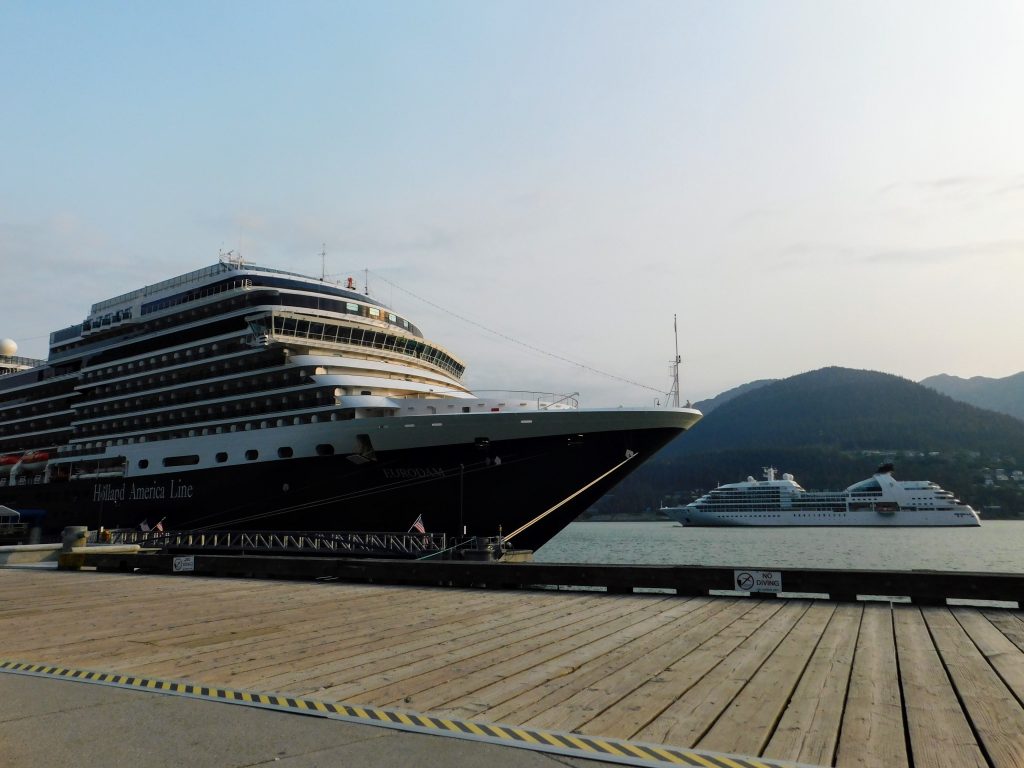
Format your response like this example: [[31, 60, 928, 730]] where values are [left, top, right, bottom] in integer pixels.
[[834, 603, 908, 768], [2, 569, 1024, 767]]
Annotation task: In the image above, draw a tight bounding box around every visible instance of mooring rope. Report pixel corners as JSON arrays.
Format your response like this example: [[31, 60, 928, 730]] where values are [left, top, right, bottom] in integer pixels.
[[502, 451, 638, 544]]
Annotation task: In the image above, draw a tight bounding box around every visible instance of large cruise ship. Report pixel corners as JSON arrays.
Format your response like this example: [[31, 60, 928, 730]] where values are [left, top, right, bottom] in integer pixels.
[[662, 465, 980, 527], [0, 258, 702, 550]]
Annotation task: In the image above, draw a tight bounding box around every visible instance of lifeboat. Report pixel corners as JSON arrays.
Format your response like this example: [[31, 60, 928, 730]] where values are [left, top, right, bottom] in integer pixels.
[[18, 451, 50, 473], [0, 455, 18, 476]]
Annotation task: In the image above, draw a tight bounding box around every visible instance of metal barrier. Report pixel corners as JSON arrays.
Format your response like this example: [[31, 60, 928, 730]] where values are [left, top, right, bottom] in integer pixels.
[[108, 528, 498, 559]]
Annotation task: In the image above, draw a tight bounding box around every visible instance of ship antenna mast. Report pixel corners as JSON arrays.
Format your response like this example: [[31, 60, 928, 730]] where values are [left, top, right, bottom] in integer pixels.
[[319, 244, 327, 281], [668, 314, 682, 408]]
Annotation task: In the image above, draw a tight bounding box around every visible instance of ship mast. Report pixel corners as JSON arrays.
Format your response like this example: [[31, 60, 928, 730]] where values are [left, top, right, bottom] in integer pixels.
[[668, 314, 682, 408]]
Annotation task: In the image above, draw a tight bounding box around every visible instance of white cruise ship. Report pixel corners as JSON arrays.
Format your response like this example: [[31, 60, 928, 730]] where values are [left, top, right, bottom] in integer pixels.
[[0, 257, 702, 549], [662, 465, 980, 527]]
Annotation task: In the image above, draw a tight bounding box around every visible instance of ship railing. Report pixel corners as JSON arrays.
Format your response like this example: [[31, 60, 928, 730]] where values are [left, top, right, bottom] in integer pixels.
[[0, 354, 47, 368], [109, 528, 478, 557], [468, 390, 580, 410]]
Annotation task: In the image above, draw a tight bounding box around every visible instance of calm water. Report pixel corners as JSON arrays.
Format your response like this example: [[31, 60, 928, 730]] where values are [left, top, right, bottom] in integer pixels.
[[535, 520, 1024, 573]]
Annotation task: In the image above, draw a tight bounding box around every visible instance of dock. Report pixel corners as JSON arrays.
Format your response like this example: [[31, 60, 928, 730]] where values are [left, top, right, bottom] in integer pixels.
[[2, 567, 1024, 767]]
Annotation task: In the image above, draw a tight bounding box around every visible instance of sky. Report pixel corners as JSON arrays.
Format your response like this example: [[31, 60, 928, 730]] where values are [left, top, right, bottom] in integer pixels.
[[2, 1, 1022, 407]]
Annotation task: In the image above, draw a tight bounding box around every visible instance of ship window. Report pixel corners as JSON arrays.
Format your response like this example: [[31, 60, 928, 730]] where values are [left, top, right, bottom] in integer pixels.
[[163, 454, 200, 467], [216, 452, 228, 463], [369, 307, 380, 317], [138, 459, 149, 469], [245, 450, 258, 460], [346, 302, 359, 312], [278, 447, 293, 458], [316, 444, 335, 456]]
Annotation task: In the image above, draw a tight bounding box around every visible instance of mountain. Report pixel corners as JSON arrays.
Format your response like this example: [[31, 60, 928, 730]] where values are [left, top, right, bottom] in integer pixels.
[[692, 379, 774, 414], [588, 367, 1024, 519], [921, 372, 1024, 422], [668, 367, 1024, 457]]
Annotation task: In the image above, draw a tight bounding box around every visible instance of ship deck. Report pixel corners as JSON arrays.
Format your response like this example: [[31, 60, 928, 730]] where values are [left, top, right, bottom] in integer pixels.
[[2, 568, 1023, 767]]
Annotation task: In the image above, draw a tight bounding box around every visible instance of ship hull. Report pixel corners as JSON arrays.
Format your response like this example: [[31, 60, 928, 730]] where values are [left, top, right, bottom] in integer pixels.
[[1, 408, 697, 552]]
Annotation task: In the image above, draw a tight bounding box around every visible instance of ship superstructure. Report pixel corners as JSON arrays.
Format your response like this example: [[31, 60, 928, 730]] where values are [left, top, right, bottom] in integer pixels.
[[0, 258, 702, 549]]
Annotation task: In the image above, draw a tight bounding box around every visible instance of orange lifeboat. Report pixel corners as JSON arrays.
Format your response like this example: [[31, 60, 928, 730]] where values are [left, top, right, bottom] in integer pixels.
[[19, 451, 50, 473]]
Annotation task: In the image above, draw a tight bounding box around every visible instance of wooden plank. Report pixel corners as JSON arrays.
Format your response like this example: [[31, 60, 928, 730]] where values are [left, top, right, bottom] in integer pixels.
[[763, 602, 861, 766], [579, 599, 784, 739], [893, 606, 987, 768], [66, 586, 498, 674], [982, 610, 1024, 654], [406, 596, 703, 712], [244, 593, 617, 695], [835, 604, 908, 768], [483, 599, 750, 727], [634, 600, 811, 747], [955, 608, 1024, 706], [349, 595, 683, 708], [924, 607, 1024, 768], [524, 599, 765, 735], [149, 587, 563, 682], [698, 601, 836, 756]]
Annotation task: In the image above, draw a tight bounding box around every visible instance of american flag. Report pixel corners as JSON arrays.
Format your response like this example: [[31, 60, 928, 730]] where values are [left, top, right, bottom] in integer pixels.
[[154, 519, 165, 532], [409, 514, 425, 534]]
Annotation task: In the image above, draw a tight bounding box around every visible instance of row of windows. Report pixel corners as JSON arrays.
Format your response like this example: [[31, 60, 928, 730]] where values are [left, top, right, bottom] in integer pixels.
[[140, 278, 250, 316], [261, 314, 464, 379], [144, 442, 338, 469], [0, 397, 74, 424], [140, 275, 422, 338], [0, 415, 72, 438], [74, 388, 339, 437], [81, 338, 269, 386], [78, 368, 309, 418], [62, 409, 358, 455]]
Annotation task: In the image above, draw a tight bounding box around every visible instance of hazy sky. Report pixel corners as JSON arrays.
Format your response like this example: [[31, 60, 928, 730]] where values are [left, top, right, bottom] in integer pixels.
[[2, 1, 1022, 406]]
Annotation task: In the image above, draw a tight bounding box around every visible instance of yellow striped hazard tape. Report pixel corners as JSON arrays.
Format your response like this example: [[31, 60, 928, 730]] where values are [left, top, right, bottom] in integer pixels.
[[0, 660, 822, 768]]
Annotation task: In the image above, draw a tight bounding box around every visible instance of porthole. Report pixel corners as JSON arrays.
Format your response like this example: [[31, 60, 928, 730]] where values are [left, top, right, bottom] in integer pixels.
[[245, 449, 258, 461]]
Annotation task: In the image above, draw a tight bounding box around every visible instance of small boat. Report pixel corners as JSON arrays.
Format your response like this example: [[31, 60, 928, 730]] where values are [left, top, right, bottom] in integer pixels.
[[18, 451, 50, 473]]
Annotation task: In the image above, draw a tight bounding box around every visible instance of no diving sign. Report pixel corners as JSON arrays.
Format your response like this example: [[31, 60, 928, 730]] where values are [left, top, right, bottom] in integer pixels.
[[734, 569, 782, 593]]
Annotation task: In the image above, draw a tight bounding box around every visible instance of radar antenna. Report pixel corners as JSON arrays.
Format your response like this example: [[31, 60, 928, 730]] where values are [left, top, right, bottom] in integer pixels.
[[667, 314, 682, 408]]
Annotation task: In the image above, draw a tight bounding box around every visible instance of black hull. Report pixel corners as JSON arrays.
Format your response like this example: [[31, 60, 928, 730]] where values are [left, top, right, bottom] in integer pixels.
[[1, 425, 683, 552]]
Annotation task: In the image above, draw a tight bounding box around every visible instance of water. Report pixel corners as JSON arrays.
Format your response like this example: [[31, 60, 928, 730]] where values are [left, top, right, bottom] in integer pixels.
[[535, 520, 1024, 573]]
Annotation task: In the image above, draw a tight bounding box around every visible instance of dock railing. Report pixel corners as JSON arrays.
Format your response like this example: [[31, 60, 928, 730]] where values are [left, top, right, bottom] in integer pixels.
[[80, 547, 1024, 607], [108, 528, 508, 559]]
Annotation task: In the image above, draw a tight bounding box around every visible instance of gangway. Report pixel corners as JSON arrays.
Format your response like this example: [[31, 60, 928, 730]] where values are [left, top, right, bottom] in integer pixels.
[[109, 528, 508, 560]]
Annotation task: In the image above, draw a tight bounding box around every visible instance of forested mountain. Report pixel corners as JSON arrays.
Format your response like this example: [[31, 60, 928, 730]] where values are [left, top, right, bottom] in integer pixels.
[[692, 379, 774, 414], [921, 372, 1024, 422], [667, 367, 1024, 457], [586, 367, 1024, 520]]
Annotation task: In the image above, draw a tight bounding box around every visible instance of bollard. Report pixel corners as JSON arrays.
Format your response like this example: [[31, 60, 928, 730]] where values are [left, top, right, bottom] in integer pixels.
[[61, 526, 89, 553], [59, 526, 89, 570]]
